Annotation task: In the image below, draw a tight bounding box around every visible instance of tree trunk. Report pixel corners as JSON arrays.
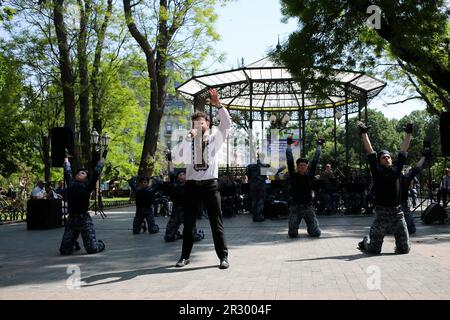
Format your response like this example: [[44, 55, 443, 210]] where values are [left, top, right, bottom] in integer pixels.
[[42, 134, 51, 182], [92, 0, 113, 133], [77, 0, 92, 168], [53, 0, 79, 168]]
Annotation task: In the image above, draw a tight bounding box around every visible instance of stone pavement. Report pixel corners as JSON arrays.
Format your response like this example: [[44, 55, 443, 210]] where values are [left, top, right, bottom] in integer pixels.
[[1, 207, 449, 300]]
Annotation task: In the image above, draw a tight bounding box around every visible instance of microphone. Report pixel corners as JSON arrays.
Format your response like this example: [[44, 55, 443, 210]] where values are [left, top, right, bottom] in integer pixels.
[[188, 128, 200, 139]]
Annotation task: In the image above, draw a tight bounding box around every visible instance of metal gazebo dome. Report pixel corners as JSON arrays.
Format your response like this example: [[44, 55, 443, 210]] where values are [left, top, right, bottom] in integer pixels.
[[176, 56, 386, 165]]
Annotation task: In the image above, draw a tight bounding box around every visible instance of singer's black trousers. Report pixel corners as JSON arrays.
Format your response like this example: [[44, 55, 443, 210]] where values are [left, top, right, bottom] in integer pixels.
[[181, 179, 228, 260]]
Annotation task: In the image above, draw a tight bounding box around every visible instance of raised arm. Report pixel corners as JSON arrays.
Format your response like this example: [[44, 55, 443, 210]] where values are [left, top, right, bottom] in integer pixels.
[[400, 123, 413, 153], [88, 160, 103, 192], [286, 134, 295, 177], [357, 121, 374, 154], [210, 88, 231, 152], [128, 175, 138, 193], [63, 158, 74, 186]]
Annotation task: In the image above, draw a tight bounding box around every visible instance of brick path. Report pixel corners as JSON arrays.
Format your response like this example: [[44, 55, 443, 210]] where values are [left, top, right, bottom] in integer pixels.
[[1, 206, 449, 300]]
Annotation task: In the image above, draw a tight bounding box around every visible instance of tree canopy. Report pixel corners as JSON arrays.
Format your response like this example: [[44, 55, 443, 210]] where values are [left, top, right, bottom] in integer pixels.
[[277, 0, 449, 113]]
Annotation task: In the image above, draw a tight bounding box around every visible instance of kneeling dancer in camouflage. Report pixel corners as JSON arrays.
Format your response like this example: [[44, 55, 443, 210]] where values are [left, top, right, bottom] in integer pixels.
[[358, 122, 413, 254], [285, 133, 323, 238], [59, 155, 105, 255]]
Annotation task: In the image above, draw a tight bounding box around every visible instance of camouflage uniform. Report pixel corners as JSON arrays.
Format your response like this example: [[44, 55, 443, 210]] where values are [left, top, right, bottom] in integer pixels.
[[247, 160, 269, 222], [360, 206, 410, 254], [128, 176, 160, 234], [59, 160, 105, 255], [286, 145, 322, 237], [359, 151, 410, 254], [60, 215, 105, 254], [289, 204, 321, 237]]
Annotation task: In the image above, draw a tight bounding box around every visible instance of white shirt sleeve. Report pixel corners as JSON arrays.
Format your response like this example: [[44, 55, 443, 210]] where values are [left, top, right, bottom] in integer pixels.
[[210, 107, 231, 156]]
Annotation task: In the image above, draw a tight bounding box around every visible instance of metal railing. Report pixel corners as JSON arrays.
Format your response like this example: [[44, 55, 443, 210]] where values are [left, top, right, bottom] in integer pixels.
[[0, 197, 135, 225], [96, 199, 135, 209], [0, 197, 27, 224]]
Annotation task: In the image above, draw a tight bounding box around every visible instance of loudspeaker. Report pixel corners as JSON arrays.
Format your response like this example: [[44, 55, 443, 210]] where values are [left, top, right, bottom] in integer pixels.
[[51, 127, 74, 167], [421, 203, 447, 225], [440, 112, 450, 156], [26, 199, 63, 230]]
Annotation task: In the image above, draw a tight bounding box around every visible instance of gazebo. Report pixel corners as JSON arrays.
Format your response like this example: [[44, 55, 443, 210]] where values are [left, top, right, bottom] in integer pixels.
[[176, 56, 386, 168]]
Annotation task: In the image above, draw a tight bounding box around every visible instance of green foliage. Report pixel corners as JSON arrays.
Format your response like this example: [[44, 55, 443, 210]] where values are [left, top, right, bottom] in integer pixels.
[[0, 53, 31, 176]]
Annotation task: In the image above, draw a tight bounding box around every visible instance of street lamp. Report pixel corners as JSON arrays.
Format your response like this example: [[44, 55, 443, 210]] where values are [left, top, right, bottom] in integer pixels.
[[90, 128, 110, 218], [281, 114, 290, 126], [269, 114, 277, 125]]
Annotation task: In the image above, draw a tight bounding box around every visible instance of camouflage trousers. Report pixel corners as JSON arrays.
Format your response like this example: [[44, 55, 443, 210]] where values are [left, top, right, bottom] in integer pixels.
[[250, 187, 266, 221], [60, 214, 105, 255], [164, 206, 204, 242], [401, 204, 416, 234], [362, 206, 410, 254], [288, 204, 321, 238], [133, 207, 159, 234]]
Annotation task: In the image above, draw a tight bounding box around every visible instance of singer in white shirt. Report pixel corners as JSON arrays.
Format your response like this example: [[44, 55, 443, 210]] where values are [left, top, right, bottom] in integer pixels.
[[171, 88, 231, 269]]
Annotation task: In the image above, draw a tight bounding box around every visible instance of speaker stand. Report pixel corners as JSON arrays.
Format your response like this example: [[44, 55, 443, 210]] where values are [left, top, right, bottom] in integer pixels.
[[90, 189, 107, 219]]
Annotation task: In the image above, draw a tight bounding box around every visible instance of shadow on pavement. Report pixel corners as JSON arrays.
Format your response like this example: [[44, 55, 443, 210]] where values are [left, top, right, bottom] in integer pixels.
[[81, 264, 219, 287], [286, 252, 398, 262]]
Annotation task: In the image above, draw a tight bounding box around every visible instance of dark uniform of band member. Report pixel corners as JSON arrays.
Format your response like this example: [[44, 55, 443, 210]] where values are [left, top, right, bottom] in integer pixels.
[[172, 88, 231, 269], [358, 122, 413, 254], [59, 157, 105, 255], [285, 134, 323, 238], [398, 150, 428, 234], [128, 175, 161, 234], [164, 152, 204, 242], [246, 158, 270, 222]]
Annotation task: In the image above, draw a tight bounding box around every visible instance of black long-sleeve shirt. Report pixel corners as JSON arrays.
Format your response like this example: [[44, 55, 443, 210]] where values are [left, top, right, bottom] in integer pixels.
[[64, 161, 102, 216], [286, 147, 321, 205], [168, 172, 186, 208], [128, 176, 162, 210], [368, 151, 407, 207]]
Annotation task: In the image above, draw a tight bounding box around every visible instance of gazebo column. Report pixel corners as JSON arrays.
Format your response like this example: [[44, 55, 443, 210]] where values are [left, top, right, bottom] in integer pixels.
[[345, 86, 349, 169], [333, 103, 337, 159], [301, 92, 306, 157], [249, 81, 254, 163]]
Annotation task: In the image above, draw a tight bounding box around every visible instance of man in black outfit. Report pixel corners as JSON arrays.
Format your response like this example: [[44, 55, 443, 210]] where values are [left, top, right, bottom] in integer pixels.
[[286, 133, 324, 238], [59, 155, 105, 255], [164, 151, 204, 242], [358, 122, 412, 254], [399, 152, 427, 234], [172, 88, 231, 269], [128, 175, 161, 234]]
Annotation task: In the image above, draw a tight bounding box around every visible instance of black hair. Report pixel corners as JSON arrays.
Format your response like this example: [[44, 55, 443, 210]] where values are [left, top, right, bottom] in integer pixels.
[[377, 150, 391, 160], [296, 158, 308, 165]]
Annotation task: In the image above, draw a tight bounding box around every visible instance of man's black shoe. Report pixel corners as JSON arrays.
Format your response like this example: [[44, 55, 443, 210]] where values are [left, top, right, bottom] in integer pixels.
[[358, 236, 368, 252], [175, 258, 190, 267], [219, 258, 229, 269]]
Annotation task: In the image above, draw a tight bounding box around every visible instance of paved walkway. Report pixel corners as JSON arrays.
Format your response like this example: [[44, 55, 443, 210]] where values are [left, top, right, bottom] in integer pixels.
[[1, 207, 449, 300]]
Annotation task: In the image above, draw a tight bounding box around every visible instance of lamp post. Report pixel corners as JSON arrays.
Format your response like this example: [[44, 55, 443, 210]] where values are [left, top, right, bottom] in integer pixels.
[[90, 128, 110, 218]]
